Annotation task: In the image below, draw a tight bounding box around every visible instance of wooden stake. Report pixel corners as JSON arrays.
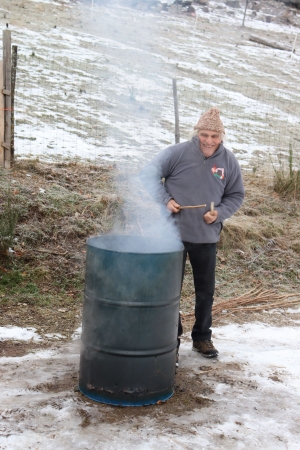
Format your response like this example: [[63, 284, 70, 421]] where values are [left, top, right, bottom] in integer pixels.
[[192, 13, 198, 43], [172, 78, 180, 144], [11, 45, 17, 161], [242, 0, 249, 27], [0, 61, 4, 168], [291, 33, 298, 56], [35, 248, 68, 256], [2, 30, 12, 169]]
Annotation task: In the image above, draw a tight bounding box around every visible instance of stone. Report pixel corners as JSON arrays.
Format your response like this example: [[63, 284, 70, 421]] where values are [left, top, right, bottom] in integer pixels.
[[225, 1, 241, 8], [169, 3, 182, 13], [251, 1, 260, 12]]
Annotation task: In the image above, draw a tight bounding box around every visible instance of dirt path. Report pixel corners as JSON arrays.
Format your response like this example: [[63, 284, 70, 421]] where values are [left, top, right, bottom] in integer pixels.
[[1, 329, 300, 448]]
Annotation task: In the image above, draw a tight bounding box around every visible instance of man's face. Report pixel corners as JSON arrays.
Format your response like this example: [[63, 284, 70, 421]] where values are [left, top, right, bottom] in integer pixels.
[[197, 129, 222, 157]]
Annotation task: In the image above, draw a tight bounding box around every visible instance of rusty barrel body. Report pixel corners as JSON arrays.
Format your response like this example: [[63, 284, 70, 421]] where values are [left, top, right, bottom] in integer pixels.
[[79, 235, 183, 406]]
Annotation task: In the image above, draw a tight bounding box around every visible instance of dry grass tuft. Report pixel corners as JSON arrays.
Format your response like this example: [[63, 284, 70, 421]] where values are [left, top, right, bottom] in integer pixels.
[[272, 145, 300, 200], [0, 160, 123, 338], [218, 220, 264, 253], [213, 285, 299, 317], [182, 285, 300, 331]]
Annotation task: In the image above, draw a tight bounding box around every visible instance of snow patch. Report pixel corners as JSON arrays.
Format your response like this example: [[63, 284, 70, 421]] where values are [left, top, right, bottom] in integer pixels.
[[0, 326, 42, 342]]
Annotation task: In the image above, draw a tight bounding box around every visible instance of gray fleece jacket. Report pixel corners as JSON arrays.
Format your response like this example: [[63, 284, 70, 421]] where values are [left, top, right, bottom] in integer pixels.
[[140, 136, 245, 243]]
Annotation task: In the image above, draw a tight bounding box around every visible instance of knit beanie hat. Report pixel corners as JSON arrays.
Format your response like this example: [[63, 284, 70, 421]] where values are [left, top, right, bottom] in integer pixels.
[[194, 107, 225, 134]]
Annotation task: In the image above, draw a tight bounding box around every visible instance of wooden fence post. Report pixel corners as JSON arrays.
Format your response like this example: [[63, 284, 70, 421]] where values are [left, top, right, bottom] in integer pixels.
[[172, 78, 180, 144], [11, 45, 17, 160], [0, 60, 4, 167], [242, 0, 249, 27], [2, 30, 12, 169]]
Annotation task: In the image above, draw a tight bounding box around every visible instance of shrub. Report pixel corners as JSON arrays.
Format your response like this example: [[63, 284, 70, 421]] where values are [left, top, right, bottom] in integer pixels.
[[0, 197, 19, 256], [273, 144, 300, 200]]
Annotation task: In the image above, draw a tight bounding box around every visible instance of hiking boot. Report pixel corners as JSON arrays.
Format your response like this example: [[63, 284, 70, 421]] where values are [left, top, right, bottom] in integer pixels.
[[192, 340, 219, 358]]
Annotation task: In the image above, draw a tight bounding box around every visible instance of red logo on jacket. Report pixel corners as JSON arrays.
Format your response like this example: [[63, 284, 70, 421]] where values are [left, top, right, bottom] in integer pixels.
[[211, 165, 225, 180]]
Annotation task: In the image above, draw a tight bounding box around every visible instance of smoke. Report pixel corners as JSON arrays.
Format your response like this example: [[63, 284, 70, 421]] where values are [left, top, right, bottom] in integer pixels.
[[77, 0, 181, 251], [111, 167, 182, 251], [78, 0, 176, 162]]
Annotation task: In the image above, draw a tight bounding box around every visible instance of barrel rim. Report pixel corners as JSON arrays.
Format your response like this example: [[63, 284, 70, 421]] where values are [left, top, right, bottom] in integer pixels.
[[83, 293, 181, 308], [86, 234, 184, 255], [78, 386, 174, 406]]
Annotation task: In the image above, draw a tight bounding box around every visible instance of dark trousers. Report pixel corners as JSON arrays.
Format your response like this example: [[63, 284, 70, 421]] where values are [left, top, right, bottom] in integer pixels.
[[178, 242, 217, 342]]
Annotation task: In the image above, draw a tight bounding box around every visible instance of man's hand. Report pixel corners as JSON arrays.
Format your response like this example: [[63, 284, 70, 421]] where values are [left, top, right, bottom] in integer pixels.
[[167, 199, 181, 213], [203, 210, 218, 224]]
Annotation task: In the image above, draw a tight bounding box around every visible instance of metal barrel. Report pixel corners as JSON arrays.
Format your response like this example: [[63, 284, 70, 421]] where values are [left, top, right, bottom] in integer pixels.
[[79, 235, 184, 406]]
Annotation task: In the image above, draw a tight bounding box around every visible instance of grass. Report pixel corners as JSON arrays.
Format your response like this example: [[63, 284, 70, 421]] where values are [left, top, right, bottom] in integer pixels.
[[0, 159, 299, 338], [0, 180, 19, 255], [0, 218, 17, 254], [272, 144, 300, 200], [0, 160, 123, 337]]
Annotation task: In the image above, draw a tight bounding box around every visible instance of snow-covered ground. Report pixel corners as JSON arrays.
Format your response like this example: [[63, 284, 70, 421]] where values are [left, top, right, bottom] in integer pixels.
[[1, 321, 300, 449], [1, 1, 300, 448], [0, 326, 41, 342], [5, 0, 299, 168]]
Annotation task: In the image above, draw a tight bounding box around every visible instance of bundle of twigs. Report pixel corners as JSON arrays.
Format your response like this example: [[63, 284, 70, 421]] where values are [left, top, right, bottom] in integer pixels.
[[181, 285, 299, 321], [213, 286, 299, 318]]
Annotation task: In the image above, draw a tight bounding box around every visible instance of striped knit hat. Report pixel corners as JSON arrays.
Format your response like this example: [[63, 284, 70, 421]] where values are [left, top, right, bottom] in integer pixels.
[[194, 107, 225, 134]]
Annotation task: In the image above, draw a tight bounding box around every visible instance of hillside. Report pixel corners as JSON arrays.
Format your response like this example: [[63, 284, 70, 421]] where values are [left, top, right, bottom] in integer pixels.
[[0, 1, 300, 448]]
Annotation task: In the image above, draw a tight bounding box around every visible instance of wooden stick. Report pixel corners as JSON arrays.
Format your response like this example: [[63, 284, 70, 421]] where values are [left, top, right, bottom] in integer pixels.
[[172, 78, 180, 144], [35, 248, 68, 256], [242, 0, 249, 27], [180, 204, 206, 210], [11, 45, 17, 162], [291, 33, 298, 56], [212, 294, 299, 316], [215, 300, 300, 318], [249, 35, 294, 52], [0, 61, 4, 168], [211, 202, 214, 213], [199, 367, 219, 374], [192, 13, 198, 45]]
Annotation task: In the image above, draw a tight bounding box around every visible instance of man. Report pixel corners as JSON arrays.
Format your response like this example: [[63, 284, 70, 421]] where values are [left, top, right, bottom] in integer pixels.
[[140, 107, 244, 359]]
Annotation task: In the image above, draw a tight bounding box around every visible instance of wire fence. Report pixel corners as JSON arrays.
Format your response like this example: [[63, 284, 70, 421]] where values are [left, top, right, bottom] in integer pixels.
[[14, 47, 174, 167], [13, 44, 300, 172], [177, 77, 300, 171]]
